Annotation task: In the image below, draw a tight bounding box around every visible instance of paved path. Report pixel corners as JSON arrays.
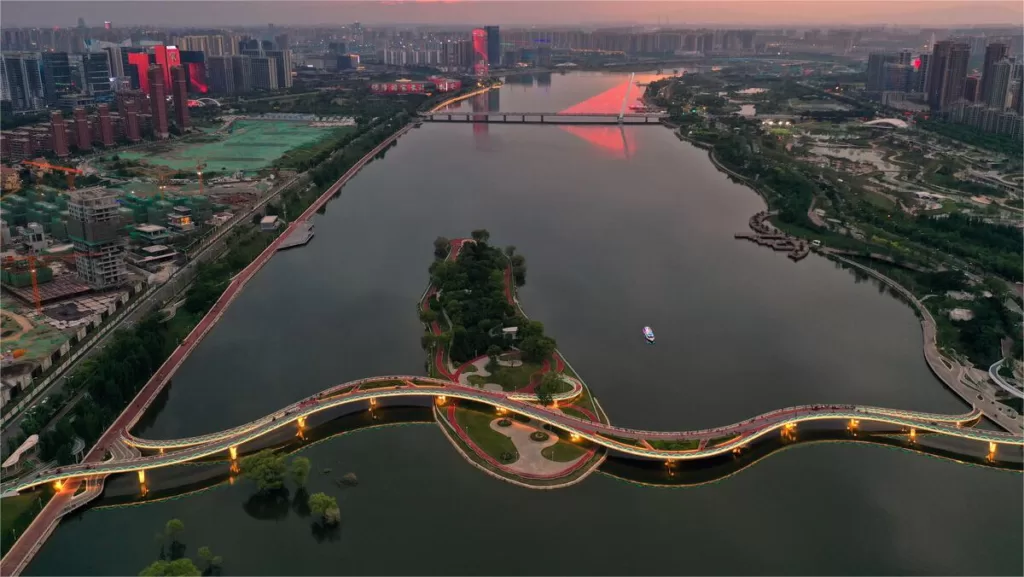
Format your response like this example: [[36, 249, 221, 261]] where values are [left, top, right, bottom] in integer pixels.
[[0, 124, 414, 577]]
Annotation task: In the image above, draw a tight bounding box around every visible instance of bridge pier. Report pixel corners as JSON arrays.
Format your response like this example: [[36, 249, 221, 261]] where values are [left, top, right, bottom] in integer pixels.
[[909, 428, 917, 442]]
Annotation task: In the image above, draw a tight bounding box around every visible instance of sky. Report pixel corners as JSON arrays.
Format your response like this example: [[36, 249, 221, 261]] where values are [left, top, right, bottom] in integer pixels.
[[2, 1, 1022, 28]]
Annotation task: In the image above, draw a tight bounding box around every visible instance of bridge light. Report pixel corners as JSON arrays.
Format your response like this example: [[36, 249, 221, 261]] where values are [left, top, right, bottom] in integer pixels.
[[229, 446, 238, 461], [137, 470, 146, 485], [370, 398, 377, 407], [989, 442, 997, 457], [436, 396, 446, 406], [909, 428, 916, 441], [297, 416, 306, 429], [53, 480, 64, 492]]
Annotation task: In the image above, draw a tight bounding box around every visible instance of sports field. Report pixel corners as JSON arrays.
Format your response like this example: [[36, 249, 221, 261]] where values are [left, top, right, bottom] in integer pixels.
[[118, 120, 332, 173]]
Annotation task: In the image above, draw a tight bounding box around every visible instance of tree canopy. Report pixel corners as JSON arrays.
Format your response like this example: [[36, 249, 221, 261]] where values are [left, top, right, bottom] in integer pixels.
[[240, 449, 288, 492], [138, 559, 201, 577]]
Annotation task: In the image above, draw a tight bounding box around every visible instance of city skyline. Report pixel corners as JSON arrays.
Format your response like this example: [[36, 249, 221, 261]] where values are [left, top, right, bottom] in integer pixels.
[[2, 1, 1023, 28]]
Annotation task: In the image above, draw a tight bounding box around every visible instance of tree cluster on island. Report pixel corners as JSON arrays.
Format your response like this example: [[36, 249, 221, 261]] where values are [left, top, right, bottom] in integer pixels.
[[423, 230, 556, 364]]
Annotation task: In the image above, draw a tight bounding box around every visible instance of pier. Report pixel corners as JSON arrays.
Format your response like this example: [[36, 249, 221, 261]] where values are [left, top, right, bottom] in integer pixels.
[[277, 222, 314, 250], [420, 111, 665, 125], [735, 211, 810, 261]]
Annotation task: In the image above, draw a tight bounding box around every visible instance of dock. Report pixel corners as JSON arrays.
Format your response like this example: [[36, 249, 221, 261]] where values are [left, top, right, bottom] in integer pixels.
[[277, 222, 315, 250], [735, 211, 810, 261]]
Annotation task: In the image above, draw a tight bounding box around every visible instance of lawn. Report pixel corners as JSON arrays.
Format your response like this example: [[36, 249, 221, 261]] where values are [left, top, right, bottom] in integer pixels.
[[559, 406, 591, 421], [1, 487, 52, 556], [541, 441, 589, 462], [453, 407, 518, 462], [466, 360, 543, 391]]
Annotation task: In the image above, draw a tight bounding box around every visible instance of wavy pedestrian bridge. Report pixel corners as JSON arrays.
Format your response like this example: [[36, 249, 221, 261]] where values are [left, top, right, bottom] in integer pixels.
[[4, 376, 1021, 495]]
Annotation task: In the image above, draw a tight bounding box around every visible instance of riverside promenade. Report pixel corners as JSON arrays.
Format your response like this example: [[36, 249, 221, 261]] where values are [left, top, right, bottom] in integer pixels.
[[0, 123, 414, 577]]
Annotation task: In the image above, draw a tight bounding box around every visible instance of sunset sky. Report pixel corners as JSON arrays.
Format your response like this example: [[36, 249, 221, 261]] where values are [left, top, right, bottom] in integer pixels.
[[3, 1, 1022, 28]]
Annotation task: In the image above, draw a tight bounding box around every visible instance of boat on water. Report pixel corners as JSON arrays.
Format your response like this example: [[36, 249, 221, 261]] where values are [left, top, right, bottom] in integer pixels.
[[643, 326, 655, 344]]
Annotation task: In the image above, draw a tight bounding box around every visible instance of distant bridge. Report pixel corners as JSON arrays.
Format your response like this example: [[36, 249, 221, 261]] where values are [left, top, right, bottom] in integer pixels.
[[420, 111, 667, 125]]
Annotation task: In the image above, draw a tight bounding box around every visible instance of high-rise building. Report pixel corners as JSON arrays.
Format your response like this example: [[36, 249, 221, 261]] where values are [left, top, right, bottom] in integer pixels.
[[208, 56, 235, 94], [964, 75, 981, 102], [42, 52, 72, 104], [230, 55, 252, 92], [250, 56, 278, 90], [50, 111, 70, 157], [98, 103, 114, 146], [927, 41, 970, 111], [484, 26, 501, 67], [1, 53, 46, 111], [170, 65, 190, 129], [73, 106, 91, 150], [124, 97, 141, 142], [147, 65, 169, 139], [979, 42, 1009, 105], [265, 49, 291, 88], [984, 59, 1014, 110], [67, 189, 126, 290], [866, 53, 896, 92], [883, 63, 914, 93], [179, 50, 208, 93], [472, 29, 488, 77], [915, 53, 931, 93], [82, 52, 112, 96]]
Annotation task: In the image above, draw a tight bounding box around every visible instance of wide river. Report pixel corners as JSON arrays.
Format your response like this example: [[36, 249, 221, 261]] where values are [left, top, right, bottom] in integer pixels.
[[27, 72, 1022, 575]]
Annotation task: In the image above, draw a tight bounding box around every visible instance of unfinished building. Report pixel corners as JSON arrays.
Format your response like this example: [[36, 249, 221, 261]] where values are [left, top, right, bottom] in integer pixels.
[[66, 188, 126, 289]]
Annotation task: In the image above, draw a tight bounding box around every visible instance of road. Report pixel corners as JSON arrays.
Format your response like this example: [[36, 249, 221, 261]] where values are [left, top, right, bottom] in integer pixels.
[[0, 174, 301, 448], [0, 125, 412, 577]]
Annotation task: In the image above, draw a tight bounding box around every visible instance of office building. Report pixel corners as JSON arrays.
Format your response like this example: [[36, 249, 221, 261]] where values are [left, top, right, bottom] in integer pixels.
[[67, 189, 126, 290], [97, 103, 114, 146], [485, 26, 501, 67], [50, 111, 69, 157], [1, 53, 46, 111], [170, 65, 190, 129], [73, 106, 91, 150], [42, 52, 73, 104], [231, 55, 252, 92], [208, 56, 234, 94], [250, 56, 278, 90], [927, 41, 970, 111], [82, 51, 112, 96], [979, 42, 1009, 105], [147, 65, 169, 139]]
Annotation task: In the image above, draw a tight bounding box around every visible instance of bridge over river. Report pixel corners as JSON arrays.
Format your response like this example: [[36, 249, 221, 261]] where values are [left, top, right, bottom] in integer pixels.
[[4, 375, 1020, 496]]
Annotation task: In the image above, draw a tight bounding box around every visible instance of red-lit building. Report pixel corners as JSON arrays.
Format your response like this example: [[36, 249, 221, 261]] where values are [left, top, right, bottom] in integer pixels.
[[147, 65, 169, 139], [171, 65, 190, 130], [154, 45, 181, 92], [472, 28, 489, 77], [427, 76, 462, 92], [124, 98, 141, 142], [50, 111, 69, 157], [128, 52, 151, 94], [98, 104, 114, 147], [73, 107, 92, 151]]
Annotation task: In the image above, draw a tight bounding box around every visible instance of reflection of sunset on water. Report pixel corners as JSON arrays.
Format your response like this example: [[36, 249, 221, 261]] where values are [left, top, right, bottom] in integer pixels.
[[558, 73, 669, 158]]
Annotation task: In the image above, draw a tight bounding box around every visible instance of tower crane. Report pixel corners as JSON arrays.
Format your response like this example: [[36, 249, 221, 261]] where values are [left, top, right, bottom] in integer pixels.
[[1, 252, 104, 313], [20, 160, 84, 190]]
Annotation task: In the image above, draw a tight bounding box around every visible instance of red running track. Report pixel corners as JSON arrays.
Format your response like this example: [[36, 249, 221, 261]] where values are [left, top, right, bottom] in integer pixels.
[[0, 123, 414, 577]]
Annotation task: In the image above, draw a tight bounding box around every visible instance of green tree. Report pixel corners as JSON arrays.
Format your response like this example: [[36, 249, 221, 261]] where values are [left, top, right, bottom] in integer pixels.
[[433, 236, 450, 258], [138, 559, 201, 576], [239, 449, 288, 492], [308, 492, 341, 526], [520, 335, 556, 363], [504, 245, 516, 258], [164, 519, 185, 543], [486, 345, 502, 365], [470, 229, 491, 244], [196, 546, 223, 572], [418, 308, 437, 324], [291, 456, 311, 487]]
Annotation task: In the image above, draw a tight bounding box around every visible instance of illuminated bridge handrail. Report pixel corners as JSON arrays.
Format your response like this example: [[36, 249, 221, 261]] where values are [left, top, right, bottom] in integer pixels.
[[420, 111, 666, 117], [5, 379, 1022, 494]]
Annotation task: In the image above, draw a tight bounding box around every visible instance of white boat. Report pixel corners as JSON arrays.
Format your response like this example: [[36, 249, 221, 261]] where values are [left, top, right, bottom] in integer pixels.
[[643, 326, 655, 344]]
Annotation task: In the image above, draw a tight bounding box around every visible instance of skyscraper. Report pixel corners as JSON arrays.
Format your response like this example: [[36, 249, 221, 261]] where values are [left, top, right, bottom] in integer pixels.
[[250, 57, 278, 90], [42, 52, 72, 105], [915, 53, 931, 93], [265, 50, 291, 89], [984, 59, 1017, 110], [927, 41, 970, 111], [171, 65, 190, 129], [485, 26, 501, 67], [230, 55, 252, 93], [208, 56, 235, 94], [50, 111, 70, 157], [979, 42, 1009, 105], [964, 76, 980, 102], [73, 106, 92, 150], [98, 103, 114, 146], [82, 52, 112, 96], [147, 65, 169, 139], [866, 53, 896, 92], [1, 53, 46, 111]]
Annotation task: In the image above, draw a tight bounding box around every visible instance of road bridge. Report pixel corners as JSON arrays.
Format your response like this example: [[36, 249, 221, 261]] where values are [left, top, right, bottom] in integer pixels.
[[3, 376, 1019, 495], [420, 111, 666, 125]]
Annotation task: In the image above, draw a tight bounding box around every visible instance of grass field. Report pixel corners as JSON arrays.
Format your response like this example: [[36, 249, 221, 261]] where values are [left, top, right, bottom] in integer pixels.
[[467, 361, 543, 391], [454, 407, 518, 462], [541, 441, 589, 462], [119, 121, 332, 173]]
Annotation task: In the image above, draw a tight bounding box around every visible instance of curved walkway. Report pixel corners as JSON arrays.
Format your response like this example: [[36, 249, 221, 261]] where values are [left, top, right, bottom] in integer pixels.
[[3, 375, 1019, 495]]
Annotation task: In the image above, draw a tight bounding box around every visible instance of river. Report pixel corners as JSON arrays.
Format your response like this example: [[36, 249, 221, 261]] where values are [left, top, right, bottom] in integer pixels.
[[25, 71, 1022, 576]]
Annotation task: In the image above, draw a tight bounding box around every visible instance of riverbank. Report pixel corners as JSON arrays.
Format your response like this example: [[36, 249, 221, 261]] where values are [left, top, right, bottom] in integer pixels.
[[0, 117, 416, 577]]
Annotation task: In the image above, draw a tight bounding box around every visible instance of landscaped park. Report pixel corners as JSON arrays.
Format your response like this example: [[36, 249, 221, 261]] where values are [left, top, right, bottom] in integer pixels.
[[418, 231, 608, 487]]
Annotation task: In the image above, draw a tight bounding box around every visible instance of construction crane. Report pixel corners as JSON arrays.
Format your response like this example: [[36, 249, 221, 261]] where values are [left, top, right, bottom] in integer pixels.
[[20, 160, 84, 190], [196, 160, 207, 195], [1, 252, 102, 313]]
